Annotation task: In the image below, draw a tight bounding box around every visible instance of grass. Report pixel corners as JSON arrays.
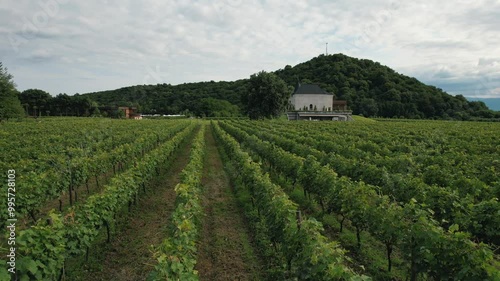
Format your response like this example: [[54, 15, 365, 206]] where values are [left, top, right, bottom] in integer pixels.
[[352, 115, 377, 122]]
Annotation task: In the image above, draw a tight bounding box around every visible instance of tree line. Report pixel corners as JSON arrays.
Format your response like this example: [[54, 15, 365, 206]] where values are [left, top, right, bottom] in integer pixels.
[[2, 54, 500, 120]]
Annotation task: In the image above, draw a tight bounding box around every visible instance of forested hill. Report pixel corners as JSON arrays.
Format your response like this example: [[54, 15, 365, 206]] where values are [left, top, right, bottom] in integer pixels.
[[82, 53, 497, 119], [275, 54, 493, 119]]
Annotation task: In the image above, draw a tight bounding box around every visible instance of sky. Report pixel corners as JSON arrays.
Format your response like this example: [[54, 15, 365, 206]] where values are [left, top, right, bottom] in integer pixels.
[[1, 0, 499, 100]]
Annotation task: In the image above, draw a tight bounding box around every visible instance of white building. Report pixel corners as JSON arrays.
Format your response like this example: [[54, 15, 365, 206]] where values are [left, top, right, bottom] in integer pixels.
[[289, 84, 334, 111], [288, 83, 352, 121]]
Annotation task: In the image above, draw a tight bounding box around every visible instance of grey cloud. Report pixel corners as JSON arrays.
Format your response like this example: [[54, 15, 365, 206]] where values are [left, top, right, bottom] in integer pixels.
[[478, 57, 500, 67], [433, 68, 455, 79], [424, 74, 500, 98], [20, 49, 58, 63], [409, 40, 475, 51], [12, 29, 61, 40], [457, 1, 500, 30], [1, 0, 499, 98]]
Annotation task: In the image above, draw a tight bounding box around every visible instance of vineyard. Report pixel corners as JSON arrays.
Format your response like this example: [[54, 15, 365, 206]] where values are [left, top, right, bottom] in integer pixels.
[[1, 117, 499, 280]]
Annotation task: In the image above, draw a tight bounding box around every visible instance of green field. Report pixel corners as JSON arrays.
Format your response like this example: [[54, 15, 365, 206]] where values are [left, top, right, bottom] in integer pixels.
[[1, 118, 499, 280]]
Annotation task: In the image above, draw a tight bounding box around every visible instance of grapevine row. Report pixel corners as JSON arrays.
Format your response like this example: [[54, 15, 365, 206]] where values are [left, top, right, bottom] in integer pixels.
[[230, 120, 500, 246], [219, 121, 498, 280], [236, 119, 497, 196], [0, 122, 189, 228], [1, 119, 146, 172], [264, 120, 499, 187], [0, 122, 197, 280], [149, 124, 206, 280], [212, 122, 368, 281]]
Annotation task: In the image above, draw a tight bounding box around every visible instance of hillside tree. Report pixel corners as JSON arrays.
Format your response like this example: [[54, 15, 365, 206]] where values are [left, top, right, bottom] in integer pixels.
[[0, 62, 25, 120]]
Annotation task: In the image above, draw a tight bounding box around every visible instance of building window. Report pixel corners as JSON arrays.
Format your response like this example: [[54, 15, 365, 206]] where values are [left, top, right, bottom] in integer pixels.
[[309, 104, 313, 110]]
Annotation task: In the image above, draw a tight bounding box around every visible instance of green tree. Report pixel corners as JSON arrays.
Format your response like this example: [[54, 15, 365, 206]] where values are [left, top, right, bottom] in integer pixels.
[[243, 71, 290, 119], [0, 62, 25, 120], [19, 88, 52, 117], [48, 94, 72, 116], [89, 101, 101, 117], [357, 98, 379, 117], [196, 97, 240, 117], [71, 94, 95, 116]]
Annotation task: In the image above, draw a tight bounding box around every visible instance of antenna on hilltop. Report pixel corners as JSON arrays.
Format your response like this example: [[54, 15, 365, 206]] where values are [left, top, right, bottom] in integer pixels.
[[325, 42, 328, 55]]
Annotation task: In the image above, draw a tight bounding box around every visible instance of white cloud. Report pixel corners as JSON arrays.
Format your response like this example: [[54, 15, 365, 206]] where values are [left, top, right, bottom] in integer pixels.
[[0, 0, 499, 98]]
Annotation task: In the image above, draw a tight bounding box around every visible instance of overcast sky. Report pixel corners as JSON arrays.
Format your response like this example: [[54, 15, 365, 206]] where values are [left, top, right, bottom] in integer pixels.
[[1, 0, 499, 99]]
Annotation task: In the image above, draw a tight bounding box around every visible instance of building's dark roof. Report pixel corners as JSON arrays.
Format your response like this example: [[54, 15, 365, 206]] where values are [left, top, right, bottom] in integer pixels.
[[293, 84, 332, 95]]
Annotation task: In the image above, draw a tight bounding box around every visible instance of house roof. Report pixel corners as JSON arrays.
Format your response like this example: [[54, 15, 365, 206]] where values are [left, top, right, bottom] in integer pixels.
[[293, 84, 333, 95]]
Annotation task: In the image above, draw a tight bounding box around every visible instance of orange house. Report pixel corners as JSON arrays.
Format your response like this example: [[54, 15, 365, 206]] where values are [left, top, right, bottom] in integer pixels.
[[118, 107, 138, 118]]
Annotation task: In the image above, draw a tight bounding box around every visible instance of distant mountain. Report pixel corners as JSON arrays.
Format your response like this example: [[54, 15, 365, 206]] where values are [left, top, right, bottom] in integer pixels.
[[466, 98, 500, 111], [82, 54, 499, 120]]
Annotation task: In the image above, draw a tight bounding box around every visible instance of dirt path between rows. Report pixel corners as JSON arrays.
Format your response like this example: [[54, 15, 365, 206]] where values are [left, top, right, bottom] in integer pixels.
[[66, 131, 196, 281], [195, 125, 262, 281]]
